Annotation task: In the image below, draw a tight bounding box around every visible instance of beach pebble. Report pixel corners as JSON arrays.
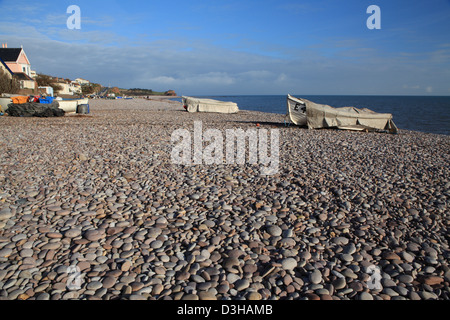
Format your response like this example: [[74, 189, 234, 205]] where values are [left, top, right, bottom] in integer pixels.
[[0, 98, 448, 301], [310, 270, 322, 284], [281, 258, 297, 271], [267, 225, 282, 237]]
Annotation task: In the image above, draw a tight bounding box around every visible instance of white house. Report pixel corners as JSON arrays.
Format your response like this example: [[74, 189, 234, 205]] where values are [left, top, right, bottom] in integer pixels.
[[74, 78, 90, 85], [0, 44, 37, 90]]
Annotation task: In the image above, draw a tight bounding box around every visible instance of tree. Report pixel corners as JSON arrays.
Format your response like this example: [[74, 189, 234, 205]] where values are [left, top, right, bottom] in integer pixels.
[[82, 85, 94, 95], [35, 73, 53, 87], [0, 69, 20, 94], [110, 87, 121, 95]]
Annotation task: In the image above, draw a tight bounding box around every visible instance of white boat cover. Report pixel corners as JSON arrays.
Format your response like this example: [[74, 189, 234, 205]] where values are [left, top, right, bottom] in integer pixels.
[[0, 97, 12, 112], [287, 94, 398, 133], [182, 96, 239, 113], [58, 98, 89, 113]]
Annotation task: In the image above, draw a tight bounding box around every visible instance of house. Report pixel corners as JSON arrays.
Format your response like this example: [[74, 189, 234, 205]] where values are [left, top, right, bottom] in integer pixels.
[[0, 44, 37, 90], [71, 81, 82, 94], [74, 78, 90, 85], [38, 86, 54, 97], [14, 72, 36, 90], [0, 57, 14, 79], [51, 78, 83, 96]]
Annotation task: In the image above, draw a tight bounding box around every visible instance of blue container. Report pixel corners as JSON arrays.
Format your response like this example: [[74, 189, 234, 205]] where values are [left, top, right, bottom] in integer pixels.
[[39, 97, 54, 104]]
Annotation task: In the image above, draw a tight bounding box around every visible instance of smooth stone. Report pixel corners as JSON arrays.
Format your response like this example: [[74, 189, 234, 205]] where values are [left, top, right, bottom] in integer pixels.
[[102, 276, 117, 289], [397, 275, 414, 284], [0, 208, 13, 221], [198, 291, 217, 300], [234, 279, 250, 291], [400, 251, 415, 263], [87, 281, 103, 290], [300, 251, 311, 260], [310, 270, 322, 284], [182, 294, 199, 300], [55, 210, 71, 216], [332, 237, 349, 245], [420, 291, 438, 300], [129, 294, 147, 300], [41, 242, 60, 250], [247, 292, 262, 300], [46, 232, 62, 239], [64, 229, 81, 238], [84, 229, 105, 242], [281, 258, 297, 271], [223, 257, 240, 270], [20, 249, 34, 258], [150, 240, 163, 249], [0, 248, 12, 258], [333, 277, 346, 290], [121, 260, 132, 272], [47, 206, 62, 212], [359, 292, 374, 300], [382, 252, 401, 260], [36, 293, 51, 300], [343, 243, 357, 255], [340, 253, 353, 262], [267, 225, 282, 237], [152, 284, 164, 295], [418, 275, 443, 285], [191, 275, 205, 283]]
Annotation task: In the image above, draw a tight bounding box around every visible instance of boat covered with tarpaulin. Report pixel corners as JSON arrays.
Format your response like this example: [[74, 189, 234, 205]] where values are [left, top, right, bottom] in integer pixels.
[[286, 94, 397, 133], [182, 96, 239, 114]]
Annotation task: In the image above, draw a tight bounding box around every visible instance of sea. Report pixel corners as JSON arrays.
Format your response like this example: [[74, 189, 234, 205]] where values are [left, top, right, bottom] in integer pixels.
[[174, 95, 450, 136]]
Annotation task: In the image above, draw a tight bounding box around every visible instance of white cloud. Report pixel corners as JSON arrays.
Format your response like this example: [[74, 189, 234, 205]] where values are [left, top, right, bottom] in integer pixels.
[[1, 15, 449, 95]]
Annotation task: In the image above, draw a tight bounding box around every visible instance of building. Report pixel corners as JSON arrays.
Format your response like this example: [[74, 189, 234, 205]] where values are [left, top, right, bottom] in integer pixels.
[[0, 44, 37, 91], [74, 78, 90, 85], [14, 72, 36, 90], [38, 86, 54, 97], [71, 81, 82, 94], [51, 78, 83, 96], [0, 57, 14, 79]]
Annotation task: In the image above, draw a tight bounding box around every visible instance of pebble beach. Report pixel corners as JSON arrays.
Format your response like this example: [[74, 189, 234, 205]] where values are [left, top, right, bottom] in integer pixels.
[[0, 97, 449, 300]]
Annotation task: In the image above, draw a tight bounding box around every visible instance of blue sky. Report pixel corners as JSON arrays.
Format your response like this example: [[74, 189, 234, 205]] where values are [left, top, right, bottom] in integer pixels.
[[0, 0, 449, 95]]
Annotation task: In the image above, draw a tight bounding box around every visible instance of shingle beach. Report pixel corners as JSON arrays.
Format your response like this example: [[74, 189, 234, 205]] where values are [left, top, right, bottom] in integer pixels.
[[0, 98, 448, 300]]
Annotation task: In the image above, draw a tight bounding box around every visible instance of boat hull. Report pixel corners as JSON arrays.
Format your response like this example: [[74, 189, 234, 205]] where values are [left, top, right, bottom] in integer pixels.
[[0, 97, 12, 112], [57, 98, 89, 113]]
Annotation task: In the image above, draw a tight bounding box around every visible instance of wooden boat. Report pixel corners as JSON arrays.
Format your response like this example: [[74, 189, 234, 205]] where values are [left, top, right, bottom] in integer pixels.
[[57, 98, 89, 113], [182, 96, 239, 113], [286, 94, 398, 133]]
